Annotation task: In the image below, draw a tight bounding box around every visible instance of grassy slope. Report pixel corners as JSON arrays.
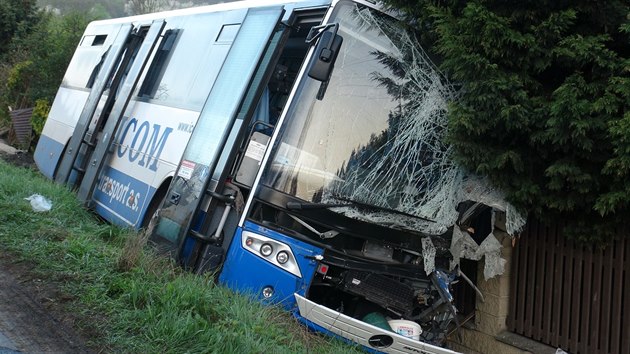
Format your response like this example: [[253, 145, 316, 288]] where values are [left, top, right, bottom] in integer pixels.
[[0, 159, 360, 353]]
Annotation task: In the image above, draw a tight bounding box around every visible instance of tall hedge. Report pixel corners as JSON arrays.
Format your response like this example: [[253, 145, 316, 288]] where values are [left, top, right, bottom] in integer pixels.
[[0, 0, 39, 57], [385, 0, 630, 243]]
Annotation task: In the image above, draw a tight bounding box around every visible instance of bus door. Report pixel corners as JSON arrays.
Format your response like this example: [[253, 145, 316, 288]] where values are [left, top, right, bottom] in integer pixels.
[[148, 6, 287, 264], [55, 20, 166, 207]]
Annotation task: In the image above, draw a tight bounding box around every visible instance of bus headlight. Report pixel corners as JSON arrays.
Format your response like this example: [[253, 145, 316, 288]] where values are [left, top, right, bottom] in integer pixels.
[[260, 243, 273, 257], [276, 251, 289, 264]]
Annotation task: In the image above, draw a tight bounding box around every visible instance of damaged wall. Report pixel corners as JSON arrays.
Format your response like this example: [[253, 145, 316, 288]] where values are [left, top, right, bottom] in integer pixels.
[[447, 212, 556, 354]]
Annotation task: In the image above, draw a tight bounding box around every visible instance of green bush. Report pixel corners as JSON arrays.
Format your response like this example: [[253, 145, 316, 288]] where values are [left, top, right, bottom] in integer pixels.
[[31, 98, 50, 138], [6, 60, 34, 109], [1, 10, 92, 144]]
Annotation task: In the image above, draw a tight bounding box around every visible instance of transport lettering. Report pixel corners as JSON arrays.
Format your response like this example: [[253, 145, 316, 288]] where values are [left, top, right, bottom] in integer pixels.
[[98, 175, 140, 211]]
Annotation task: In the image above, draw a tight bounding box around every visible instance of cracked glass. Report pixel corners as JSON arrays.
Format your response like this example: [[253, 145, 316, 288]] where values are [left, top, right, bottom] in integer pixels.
[[261, 1, 462, 235]]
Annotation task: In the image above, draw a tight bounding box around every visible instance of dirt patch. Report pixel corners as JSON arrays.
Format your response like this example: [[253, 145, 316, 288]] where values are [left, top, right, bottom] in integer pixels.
[[0, 135, 36, 170], [0, 151, 35, 169], [0, 252, 95, 353], [0, 151, 100, 353]]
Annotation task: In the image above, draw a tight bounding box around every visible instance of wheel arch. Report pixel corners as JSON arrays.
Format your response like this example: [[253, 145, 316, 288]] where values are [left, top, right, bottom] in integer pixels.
[[140, 175, 172, 228]]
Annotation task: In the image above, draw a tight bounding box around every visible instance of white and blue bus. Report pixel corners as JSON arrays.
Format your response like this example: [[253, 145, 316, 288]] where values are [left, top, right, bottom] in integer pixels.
[[34, 1, 473, 352]]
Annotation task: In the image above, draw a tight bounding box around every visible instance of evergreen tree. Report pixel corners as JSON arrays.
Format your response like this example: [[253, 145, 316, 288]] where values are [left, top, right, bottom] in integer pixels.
[[384, 0, 630, 243]]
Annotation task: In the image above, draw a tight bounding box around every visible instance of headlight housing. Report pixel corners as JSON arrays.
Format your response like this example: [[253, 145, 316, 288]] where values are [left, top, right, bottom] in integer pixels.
[[241, 231, 302, 278]]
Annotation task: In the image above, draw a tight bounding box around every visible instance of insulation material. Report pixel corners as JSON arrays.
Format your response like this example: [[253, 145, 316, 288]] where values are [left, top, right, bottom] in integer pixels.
[[326, 6, 525, 238], [421, 237, 436, 275]]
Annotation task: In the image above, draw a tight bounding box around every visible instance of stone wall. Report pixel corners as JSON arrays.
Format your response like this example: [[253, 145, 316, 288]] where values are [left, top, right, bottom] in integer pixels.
[[447, 213, 555, 354]]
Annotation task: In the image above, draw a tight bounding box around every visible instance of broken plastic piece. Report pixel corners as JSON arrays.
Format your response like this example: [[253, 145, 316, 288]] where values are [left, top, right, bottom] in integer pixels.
[[24, 194, 52, 212], [421, 237, 436, 275], [460, 177, 527, 236]]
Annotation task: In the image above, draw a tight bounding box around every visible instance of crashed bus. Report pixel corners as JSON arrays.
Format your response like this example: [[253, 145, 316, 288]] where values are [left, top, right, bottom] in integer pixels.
[[34, 0, 525, 352]]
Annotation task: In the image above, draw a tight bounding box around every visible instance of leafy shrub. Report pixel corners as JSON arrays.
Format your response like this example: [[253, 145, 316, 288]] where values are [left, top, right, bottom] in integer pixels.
[[31, 98, 50, 138]]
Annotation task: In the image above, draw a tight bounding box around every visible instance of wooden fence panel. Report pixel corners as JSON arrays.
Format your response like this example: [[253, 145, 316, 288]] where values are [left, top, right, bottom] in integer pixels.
[[542, 223, 555, 344], [579, 245, 592, 354], [551, 223, 563, 345], [508, 221, 628, 354], [622, 239, 630, 354], [533, 222, 546, 342], [610, 241, 624, 354]]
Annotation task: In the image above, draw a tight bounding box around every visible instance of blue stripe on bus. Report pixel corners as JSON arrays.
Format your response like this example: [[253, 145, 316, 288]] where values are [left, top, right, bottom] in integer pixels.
[[34, 134, 65, 179], [92, 167, 156, 228]]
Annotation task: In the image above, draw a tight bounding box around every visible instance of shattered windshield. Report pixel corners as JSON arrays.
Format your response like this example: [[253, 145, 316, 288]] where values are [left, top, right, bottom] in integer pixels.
[[261, 2, 460, 235]]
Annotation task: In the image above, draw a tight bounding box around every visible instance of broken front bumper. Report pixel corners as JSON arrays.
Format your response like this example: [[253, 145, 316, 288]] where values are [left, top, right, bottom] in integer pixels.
[[294, 294, 460, 354]]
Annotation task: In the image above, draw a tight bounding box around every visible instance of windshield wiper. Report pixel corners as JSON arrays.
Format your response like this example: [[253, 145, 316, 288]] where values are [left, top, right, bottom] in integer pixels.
[[286, 214, 339, 239], [332, 195, 436, 223]]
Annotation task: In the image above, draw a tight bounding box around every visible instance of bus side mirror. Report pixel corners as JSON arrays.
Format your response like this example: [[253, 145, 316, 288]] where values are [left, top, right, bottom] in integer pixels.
[[307, 24, 343, 82]]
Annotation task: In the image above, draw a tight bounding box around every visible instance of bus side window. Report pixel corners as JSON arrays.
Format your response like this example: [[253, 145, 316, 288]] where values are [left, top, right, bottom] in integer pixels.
[[251, 63, 289, 134], [80, 34, 109, 89], [81, 34, 107, 47], [266, 64, 289, 126], [86, 47, 110, 89], [138, 29, 180, 98]]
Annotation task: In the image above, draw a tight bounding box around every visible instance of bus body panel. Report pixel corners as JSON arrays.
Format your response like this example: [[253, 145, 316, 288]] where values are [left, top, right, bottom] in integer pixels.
[[218, 221, 323, 308], [85, 0, 331, 27], [35, 0, 331, 227], [92, 101, 200, 226], [33, 20, 126, 178], [93, 166, 155, 226], [86, 4, 247, 227], [34, 88, 90, 178]]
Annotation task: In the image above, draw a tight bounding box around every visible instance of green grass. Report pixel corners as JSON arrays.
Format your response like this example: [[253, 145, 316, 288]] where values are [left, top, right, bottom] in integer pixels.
[[0, 159, 361, 353]]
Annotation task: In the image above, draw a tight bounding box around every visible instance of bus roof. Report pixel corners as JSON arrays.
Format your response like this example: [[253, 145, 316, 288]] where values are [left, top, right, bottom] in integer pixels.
[[89, 0, 335, 26]]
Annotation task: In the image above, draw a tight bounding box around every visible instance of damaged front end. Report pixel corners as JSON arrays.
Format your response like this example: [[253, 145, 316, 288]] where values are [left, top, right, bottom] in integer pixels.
[[249, 192, 488, 351], [243, 1, 526, 352], [306, 256, 460, 346]]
